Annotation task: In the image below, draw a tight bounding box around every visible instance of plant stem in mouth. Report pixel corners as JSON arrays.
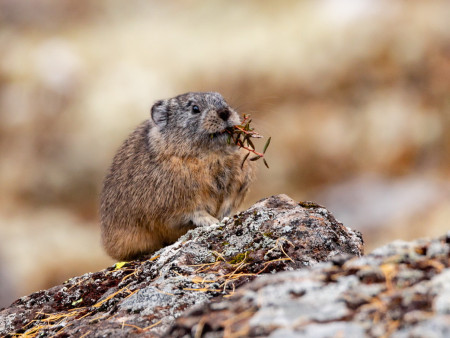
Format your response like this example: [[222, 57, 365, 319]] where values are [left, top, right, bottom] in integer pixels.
[[225, 114, 271, 169]]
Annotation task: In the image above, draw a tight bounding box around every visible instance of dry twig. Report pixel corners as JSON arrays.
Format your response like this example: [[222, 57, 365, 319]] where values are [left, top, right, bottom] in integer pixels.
[[225, 114, 271, 168]]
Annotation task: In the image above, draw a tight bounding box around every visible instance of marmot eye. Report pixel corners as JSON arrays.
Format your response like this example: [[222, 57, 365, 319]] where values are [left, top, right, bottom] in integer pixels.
[[192, 105, 200, 114]]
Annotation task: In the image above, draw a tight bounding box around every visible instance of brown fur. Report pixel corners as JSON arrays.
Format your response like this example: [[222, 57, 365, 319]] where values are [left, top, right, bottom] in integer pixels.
[[100, 92, 256, 260]]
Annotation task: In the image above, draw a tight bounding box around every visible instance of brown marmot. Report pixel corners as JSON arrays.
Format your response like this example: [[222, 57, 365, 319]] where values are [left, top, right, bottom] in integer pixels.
[[100, 92, 256, 260]]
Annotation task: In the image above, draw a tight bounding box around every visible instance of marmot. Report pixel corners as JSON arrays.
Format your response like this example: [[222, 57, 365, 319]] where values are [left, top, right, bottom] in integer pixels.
[[100, 92, 256, 260]]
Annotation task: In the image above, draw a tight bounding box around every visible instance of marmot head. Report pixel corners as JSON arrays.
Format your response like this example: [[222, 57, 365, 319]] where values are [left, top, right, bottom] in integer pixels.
[[151, 92, 241, 153]]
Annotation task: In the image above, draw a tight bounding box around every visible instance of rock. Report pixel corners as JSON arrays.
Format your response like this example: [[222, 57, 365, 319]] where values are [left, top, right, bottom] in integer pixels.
[[0, 194, 363, 337], [168, 232, 450, 337]]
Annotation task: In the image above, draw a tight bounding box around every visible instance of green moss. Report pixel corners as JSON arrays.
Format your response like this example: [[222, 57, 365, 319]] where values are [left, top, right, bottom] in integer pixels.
[[114, 261, 127, 270], [229, 250, 254, 264], [229, 253, 246, 264], [71, 298, 83, 306], [298, 201, 322, 209]]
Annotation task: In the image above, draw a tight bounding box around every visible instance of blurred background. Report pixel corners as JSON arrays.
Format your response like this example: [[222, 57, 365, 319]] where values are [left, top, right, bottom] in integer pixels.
[[1, 0, 449, 308]]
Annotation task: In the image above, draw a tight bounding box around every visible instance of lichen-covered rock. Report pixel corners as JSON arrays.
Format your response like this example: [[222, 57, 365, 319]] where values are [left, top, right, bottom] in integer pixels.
[[0, 194, 363, 337], [167, 233, 450, 337]]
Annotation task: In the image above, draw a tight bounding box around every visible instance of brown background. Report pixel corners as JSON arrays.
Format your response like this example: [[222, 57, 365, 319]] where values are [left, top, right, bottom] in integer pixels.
[[1, 0, 449, 307]]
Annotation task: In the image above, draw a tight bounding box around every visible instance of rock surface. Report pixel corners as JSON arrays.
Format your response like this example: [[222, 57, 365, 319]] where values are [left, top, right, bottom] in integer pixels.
[[0, 194, 363, 337], [169, 233, 450, 337]]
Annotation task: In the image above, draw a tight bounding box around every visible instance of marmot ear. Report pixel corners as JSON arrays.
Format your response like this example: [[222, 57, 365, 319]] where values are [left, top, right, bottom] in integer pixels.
[[151, 100, 168, 128]]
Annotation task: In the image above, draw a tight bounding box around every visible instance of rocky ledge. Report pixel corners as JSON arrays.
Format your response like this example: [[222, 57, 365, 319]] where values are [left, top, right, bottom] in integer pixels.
[[0, 194, 363, 337], [2, 194, 449, 337], [170, 234, 450, 337], [1, 195, 449, 337], [3, 196, 449, 337]]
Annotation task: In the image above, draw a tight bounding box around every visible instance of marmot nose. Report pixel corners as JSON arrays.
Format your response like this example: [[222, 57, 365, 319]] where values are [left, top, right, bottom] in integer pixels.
[[218, 109, 230, 121]]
